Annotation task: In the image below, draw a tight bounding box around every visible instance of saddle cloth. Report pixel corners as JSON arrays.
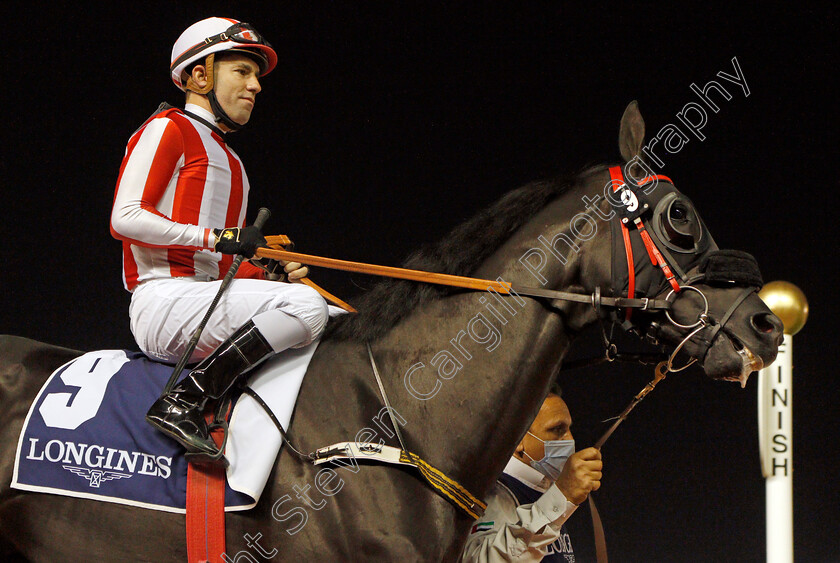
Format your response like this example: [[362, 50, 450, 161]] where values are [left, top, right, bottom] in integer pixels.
[[11, 340, 321, 513]]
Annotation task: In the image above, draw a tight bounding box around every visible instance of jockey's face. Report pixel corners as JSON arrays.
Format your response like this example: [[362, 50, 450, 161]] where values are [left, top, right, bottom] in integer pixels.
[[213, 53, 262, 128], [516, 394, 573, 464]]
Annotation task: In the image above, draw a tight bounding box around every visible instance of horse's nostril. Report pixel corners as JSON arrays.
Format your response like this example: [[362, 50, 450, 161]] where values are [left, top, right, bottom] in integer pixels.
[[751, 312, 780, 335]]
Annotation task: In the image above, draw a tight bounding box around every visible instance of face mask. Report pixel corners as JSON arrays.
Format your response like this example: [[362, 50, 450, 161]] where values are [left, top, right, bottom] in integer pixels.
[[523, 432, 575, 481]]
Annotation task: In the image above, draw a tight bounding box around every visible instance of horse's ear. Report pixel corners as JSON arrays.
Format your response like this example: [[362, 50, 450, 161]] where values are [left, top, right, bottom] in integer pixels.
[[619, 100, 646, 162]]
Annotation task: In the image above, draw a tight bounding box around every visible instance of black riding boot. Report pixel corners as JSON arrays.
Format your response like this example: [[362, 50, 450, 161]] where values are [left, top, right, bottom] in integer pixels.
[[146, 320, 274, 457]]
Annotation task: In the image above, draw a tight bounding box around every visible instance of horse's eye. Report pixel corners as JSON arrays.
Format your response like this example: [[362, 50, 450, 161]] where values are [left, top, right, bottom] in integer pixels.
[[651, 192, 710, 254], [662, 200, 698, 250], [670, 203, 688, 221]]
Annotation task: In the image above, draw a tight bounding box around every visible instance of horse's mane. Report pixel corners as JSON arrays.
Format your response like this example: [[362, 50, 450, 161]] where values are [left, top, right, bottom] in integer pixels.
[[325, 165, 608, 341]]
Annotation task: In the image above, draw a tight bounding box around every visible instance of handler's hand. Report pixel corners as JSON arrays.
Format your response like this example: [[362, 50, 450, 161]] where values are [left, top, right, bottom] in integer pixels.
[[282, 261, 309, 282], [554, 447, 602, 505]]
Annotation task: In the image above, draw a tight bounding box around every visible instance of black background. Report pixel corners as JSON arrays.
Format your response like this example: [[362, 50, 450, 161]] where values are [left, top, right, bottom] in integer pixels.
[[2, 4, 836, 562]]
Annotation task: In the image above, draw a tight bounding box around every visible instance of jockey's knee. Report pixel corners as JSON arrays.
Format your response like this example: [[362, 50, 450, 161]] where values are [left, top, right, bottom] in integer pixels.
[[268, 283, 329, 345]]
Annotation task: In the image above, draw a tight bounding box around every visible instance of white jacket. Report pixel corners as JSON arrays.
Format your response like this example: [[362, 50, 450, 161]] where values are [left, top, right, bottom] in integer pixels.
[[460, 457, 578, 562]]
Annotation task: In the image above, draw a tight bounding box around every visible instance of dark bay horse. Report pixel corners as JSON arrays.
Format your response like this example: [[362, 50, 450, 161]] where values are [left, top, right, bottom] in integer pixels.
[[0, 102, 783, 561]]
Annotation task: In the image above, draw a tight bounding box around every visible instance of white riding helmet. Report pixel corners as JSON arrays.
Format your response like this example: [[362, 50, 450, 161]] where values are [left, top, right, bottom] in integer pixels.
[[170, 17, 277, 92]]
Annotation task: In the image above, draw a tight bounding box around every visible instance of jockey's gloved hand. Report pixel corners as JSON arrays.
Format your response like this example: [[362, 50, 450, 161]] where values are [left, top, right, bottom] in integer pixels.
[[212, 226, 267, 258]]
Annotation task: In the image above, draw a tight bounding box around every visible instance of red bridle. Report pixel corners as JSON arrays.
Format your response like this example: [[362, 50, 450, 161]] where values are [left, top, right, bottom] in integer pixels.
[[608, 166, 680, 321]]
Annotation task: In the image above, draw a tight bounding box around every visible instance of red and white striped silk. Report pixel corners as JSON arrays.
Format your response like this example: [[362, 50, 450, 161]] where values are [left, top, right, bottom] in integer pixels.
[[111, 105, 250, 291]]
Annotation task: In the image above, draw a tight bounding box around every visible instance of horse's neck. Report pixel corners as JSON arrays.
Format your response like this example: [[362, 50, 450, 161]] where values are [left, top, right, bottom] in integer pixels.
[[374, 183, 609, 493]]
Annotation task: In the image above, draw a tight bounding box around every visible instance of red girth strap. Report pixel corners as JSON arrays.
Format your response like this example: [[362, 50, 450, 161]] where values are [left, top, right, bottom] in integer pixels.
[[186, 424, 227, 562], [608, 166, 680, 320]]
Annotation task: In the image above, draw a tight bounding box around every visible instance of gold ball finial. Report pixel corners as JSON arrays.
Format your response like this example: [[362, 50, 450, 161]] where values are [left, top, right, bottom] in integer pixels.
[[759, 281, 809, 335]]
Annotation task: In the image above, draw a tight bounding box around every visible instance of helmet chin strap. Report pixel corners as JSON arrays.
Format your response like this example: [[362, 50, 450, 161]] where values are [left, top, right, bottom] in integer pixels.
[[185, 54, 244, 133], [207, 90, 243, 132]]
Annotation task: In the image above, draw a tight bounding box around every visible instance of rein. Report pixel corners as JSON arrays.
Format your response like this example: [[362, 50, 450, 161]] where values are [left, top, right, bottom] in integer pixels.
[[256, 170, 679, 318], [255, 244, 673, 314]]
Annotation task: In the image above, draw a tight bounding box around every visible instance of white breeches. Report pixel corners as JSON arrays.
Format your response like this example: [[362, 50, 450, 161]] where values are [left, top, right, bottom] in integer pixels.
[[129, 278, 329, 363]]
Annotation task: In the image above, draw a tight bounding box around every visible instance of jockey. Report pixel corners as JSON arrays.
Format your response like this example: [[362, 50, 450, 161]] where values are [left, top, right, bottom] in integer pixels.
[[110, 17, 329, 459]]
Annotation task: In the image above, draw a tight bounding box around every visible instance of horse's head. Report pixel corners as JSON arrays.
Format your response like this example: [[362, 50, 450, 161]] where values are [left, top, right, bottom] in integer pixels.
[[607, 101, 783, 384]]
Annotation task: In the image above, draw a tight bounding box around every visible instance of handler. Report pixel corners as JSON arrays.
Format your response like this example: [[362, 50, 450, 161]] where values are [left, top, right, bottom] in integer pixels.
[[461, 391, 602, 562], [110, 17, 328, 459]]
